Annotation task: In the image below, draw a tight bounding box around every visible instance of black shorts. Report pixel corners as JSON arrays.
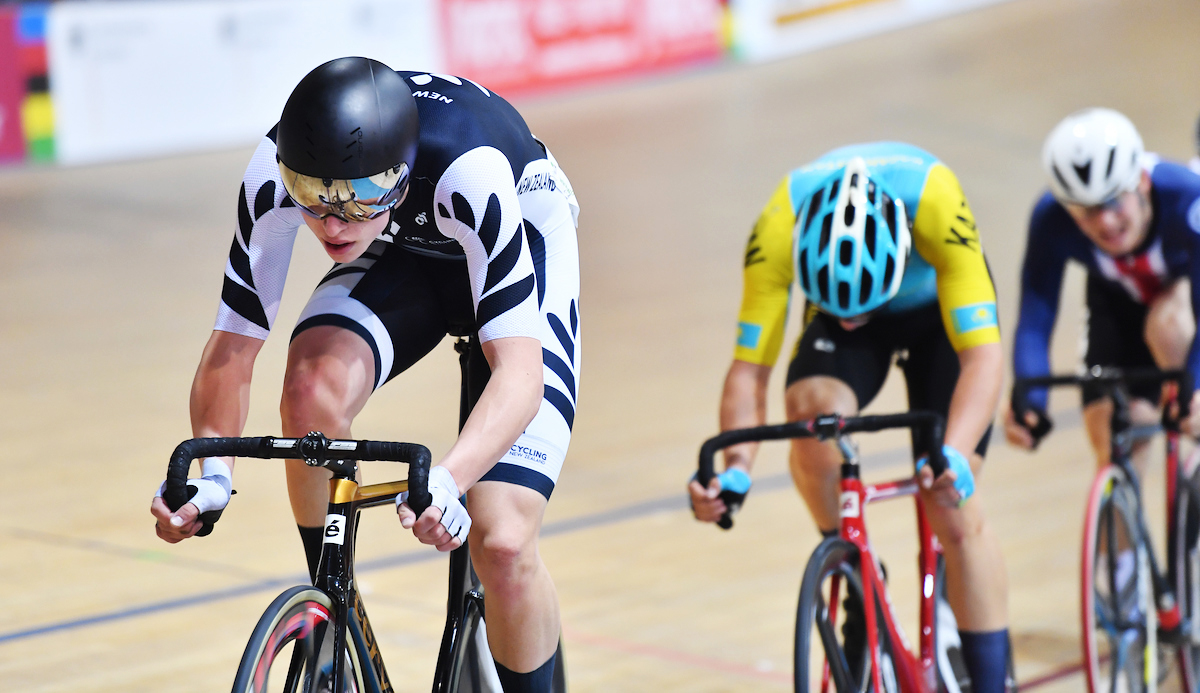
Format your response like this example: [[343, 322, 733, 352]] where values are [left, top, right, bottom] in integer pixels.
[[1082, 273, 1159, 406], [786, 302, 992, 459], [289, 241, 580, 498]]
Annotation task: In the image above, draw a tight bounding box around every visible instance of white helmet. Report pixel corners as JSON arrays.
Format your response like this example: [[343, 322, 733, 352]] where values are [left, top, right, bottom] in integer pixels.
[[1042, 108, 1144, 206]]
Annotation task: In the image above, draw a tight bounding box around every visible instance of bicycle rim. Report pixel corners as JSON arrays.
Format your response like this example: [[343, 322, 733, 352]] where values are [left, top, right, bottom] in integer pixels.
[[1081, 468, 1155, 693], [1173, 458, 1200, 690], [231, 586, 367, 693], [795, 537, 899, 693]]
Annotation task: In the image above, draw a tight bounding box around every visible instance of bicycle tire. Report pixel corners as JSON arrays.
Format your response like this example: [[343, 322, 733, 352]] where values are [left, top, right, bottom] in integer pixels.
[[795, 536, 899, 692], [1171, 454, 1200, 690], [445, 595, 568, 692], [231, 585, 368, 693], [1081, 466, 1156, 693]]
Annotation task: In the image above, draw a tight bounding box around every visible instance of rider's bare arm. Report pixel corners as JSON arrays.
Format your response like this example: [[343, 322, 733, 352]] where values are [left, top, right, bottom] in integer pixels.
[[439, 335, 544, 491], [152, 330, 263, 541], [191, 330, 265, 443], [718, 359, 772, 473], [946, 341, 1003, 463]]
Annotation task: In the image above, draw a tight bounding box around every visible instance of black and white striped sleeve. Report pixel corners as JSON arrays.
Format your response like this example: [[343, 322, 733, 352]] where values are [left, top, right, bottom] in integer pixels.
[[433, 146, 540, 342], [213, 136, 305, 340]]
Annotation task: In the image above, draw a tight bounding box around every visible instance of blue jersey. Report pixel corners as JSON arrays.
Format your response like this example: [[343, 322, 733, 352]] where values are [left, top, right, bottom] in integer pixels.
[[1012, 157, 1200, 408]]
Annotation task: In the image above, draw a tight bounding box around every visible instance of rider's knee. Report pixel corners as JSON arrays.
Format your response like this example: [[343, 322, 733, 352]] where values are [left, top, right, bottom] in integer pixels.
[[933, 505, 986, 550], [785, 377, 857, 421], [280, 363, 352, 431], [1145, 296, 1195, 367], [471, 529, 538, 593]]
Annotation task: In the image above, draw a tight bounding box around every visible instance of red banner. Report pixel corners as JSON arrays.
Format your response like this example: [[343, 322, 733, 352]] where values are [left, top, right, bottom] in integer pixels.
[[0, 6, 25, 163], [440, 0, 723, 95]]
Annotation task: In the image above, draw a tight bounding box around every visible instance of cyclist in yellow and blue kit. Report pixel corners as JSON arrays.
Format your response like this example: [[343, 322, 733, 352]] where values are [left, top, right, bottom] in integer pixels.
[[689, 142, 1012, 692]]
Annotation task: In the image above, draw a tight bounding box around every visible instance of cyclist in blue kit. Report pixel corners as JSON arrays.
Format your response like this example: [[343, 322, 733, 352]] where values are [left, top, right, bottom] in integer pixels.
[[1006, 108, 1200, 460], [149, 57, 581, 692]]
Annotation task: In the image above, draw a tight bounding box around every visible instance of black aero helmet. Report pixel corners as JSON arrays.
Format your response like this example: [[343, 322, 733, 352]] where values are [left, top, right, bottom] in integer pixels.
[[276, 57, 419, 222]]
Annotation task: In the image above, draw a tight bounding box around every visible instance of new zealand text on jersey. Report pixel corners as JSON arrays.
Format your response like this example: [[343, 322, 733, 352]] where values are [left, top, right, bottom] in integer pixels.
[[517, 171, 557, 195], [412, 90, 453, 104]]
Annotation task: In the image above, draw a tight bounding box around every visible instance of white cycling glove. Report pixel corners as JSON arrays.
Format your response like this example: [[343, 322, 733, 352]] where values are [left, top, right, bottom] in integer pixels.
[[155, 457, 233, 517], [397, 466, 472, 541]]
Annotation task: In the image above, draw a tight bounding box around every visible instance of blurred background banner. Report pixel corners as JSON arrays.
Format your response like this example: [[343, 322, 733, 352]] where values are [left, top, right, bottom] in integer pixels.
[[439, 0, 724, 94], [0, 0, 1022, 167], [0, 5, 24, 164], [45, 0, 442, 165], [726, 0, 1015, 61]]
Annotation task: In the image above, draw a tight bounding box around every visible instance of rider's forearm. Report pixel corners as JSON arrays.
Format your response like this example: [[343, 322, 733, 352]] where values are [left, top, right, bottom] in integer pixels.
[[189, 331, 263, 450], [439, 336, 543, 491], [946, 342, 1003, 457], [718, 360, 772, 472]]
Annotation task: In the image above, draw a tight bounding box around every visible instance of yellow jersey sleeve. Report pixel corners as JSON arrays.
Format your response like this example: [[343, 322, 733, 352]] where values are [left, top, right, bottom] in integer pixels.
[[911, 163, 1000, 351], [734, 178, 796, 366]]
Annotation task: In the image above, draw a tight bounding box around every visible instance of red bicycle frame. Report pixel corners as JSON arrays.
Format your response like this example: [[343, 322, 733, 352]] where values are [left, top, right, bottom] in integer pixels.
[[824, 469, 941, 693]]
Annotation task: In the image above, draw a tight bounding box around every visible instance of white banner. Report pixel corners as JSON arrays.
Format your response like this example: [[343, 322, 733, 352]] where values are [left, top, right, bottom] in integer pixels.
[[729, 0, 1016, 62], [47, 0, 442, 165]]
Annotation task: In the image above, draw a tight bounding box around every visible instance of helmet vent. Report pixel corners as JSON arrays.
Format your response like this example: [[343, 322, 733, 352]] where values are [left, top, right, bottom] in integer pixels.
[[882, 194, 896, 242], [1105, 146, 1116, 178], [804, 192, 823, 234], [867, 180, 877, 204], [849, 173, 859, 189], [864, 216, 876, 257], [837, 282, 850, 310], [828, 179, 841, 203], [799, 250, 811, 293], [819, 214, 833, 254], [1051, 164, 1071, 197], [817, 267, 830, 303], [859, 270, 873, 304], [843, 202, 855, 227], [1073, 160, 1092, 185], [839, 239, 854, 266], [883, 256, 895, 289]]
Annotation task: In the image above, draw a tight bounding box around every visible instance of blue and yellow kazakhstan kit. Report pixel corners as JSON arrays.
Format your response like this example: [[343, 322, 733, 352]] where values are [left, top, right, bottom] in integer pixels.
[[734, 142, 1000, 366]]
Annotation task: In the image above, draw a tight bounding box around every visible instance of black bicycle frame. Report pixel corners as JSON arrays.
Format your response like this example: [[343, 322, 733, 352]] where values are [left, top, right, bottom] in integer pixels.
[[432, 336, 488, 693], [162, 433, 433, 693], [1013, 366, 1190, 627]]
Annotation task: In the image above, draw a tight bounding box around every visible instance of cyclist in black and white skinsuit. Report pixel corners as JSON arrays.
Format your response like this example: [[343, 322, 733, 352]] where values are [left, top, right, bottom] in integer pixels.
[[150, 58, 580, 690]]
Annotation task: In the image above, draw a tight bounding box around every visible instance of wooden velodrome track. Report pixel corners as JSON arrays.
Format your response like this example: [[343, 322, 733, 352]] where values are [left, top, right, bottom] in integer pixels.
[[3, 0, 1200, 690]]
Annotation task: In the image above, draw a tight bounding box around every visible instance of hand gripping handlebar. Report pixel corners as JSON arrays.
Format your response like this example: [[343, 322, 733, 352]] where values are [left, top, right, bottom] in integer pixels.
[[163, 433, 433, 536]]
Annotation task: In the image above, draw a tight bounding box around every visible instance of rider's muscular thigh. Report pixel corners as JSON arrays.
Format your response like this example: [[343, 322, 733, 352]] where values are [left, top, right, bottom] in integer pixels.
[[785, 376, 858, 531], [280, 326, 376, 525]]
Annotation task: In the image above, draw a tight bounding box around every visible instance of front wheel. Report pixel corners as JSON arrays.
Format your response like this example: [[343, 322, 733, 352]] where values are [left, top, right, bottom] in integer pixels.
[[1081, 466, 1155, 693], [795, 537, 898, 692], [231, 585, 366, 693]]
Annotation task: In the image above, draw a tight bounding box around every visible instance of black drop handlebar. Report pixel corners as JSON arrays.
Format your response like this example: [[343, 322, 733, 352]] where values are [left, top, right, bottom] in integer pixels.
[[697, 411, 948, 529], [1012, 366, 1192, 447], [163, 432, 433, 536]]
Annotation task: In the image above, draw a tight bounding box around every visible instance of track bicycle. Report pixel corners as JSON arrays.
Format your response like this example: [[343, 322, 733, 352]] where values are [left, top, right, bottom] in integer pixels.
[[163, 336, 566, 693], [1013, 366, 1200, 693], [698, 411, 1016, 692]]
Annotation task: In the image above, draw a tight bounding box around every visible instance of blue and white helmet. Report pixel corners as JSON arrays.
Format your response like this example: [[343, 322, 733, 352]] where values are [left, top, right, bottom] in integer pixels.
[[794, 157, 911, 318]]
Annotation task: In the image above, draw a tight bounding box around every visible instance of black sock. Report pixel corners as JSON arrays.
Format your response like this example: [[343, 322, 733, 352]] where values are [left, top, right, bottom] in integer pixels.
[[959, 629, 1010, 693], [821, 528, 838, 539], [494, 652, 556, 693], [297, 524, 324, 584]]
